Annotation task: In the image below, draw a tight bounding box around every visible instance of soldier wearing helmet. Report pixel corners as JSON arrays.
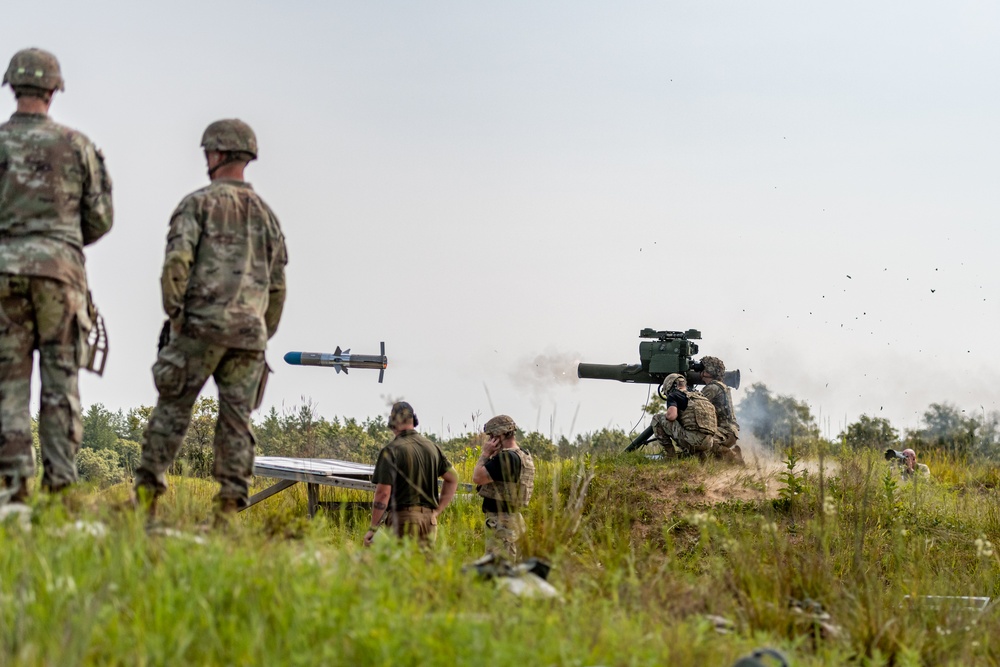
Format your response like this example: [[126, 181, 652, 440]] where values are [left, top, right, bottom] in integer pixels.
[[650, 374, 731, 460], [0, 48, 113, 500], [133, 119, 287, 523], [365, 402, 459, 547], [698, 356, 742, 451], [473, 414, 535, 559]]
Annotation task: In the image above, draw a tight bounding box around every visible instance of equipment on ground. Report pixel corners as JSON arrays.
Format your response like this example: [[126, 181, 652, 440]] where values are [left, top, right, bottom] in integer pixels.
[[284, 342, 388, 382]]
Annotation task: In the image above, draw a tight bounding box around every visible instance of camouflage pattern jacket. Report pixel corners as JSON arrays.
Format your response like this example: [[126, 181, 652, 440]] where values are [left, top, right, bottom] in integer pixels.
[[701, 380, 739, 437], [161, 179, 287, 350], [0, 112, 113, 290]]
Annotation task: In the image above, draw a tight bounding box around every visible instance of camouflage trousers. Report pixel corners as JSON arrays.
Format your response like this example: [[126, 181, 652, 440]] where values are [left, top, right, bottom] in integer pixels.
[[718, 423, 740, 449], [651, 413, 716, 456], [134, 333, 267, 508], [484, 510, 526, 560], [0, 275, 86, 490]]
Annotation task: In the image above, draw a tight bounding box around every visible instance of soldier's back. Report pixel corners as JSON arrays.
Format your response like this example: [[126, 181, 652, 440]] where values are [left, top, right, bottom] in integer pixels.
[[173, 180, 286, 349], [0, 113, 112, 288]]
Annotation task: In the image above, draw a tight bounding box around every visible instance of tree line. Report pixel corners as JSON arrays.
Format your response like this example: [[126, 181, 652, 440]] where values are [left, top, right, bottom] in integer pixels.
[[28, 383, 1000, 487]]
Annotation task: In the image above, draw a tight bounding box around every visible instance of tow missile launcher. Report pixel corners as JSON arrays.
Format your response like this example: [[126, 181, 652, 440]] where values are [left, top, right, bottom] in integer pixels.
[[577, 328, 740, 452], [578, 328, 740, 392]]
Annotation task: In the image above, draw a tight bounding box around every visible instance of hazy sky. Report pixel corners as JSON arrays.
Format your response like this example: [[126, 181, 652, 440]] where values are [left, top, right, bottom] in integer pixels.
[[4, 1, 1000, 442]]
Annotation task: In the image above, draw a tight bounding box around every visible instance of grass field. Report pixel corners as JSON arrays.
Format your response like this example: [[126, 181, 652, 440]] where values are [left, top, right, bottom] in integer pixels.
[[2, 446, 999, 666]]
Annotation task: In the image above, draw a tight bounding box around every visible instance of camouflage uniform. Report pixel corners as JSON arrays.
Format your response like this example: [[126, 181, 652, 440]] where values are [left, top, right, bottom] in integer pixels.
[[699, 356, 740, 448], [651, 374, 720, 457], [134, 120, 287, 509], [478, 415, 535, 560], [0, 49, 113, 492], [700, 381, 739, 447]]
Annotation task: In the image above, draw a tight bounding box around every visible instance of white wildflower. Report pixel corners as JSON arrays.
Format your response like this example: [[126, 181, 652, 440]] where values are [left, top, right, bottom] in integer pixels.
[[822, 496, 837, 517], [974, 535, 994, 558], [46, 575, 77, 596]]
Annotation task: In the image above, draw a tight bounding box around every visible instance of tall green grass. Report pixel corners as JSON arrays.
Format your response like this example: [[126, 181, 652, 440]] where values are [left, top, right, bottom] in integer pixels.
[[1, 448, 998, 665]]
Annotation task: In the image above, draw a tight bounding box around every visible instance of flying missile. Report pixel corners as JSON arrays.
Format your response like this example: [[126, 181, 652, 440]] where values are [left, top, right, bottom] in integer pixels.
[[283, 342, 388, 382]]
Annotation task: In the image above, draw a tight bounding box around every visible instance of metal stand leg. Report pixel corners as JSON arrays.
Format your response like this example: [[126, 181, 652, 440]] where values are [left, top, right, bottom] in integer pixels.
[[242, 478, 297, 512], [307, 483, 319, 518]]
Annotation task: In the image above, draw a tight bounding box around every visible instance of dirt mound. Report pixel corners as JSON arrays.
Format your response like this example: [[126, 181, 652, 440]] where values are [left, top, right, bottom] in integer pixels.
[[620, 439, 838, 543]]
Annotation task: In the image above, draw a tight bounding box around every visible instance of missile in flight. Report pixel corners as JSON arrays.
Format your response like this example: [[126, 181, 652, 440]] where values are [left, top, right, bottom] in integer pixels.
[[283, 342, 388, 383]]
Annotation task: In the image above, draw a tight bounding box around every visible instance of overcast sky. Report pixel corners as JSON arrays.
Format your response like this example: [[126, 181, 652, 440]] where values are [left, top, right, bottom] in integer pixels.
[[4, 1, 1000, 442]]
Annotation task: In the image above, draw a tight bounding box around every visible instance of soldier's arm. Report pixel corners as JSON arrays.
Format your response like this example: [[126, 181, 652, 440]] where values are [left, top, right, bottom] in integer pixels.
[[473, 436, 501, 485], [364, 483, 392, 546], [265, 230, 288, 338], [78, 140, 113, 245], [160, 202, 201, 321], [435, 468, 458, 518]]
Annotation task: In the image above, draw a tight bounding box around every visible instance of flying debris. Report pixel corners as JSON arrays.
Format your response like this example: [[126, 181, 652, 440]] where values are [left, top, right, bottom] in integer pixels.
[[284, 342, 388, 382]]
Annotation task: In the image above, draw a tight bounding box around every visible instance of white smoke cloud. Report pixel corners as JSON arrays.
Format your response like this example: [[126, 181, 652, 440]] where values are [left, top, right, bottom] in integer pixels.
[[509, 350, 581, 395]]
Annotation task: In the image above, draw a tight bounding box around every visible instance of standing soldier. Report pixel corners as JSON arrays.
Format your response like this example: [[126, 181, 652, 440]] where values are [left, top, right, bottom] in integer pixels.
[[698, 356, 742, 457], [0, 48, 113, 500], [364, 402, 458, 547], [133, 119, 287, 521], [472, 415, 535, 560]]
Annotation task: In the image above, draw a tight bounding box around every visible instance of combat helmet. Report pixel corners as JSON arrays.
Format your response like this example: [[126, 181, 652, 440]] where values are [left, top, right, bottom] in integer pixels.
[[3, 48, 64, 92], [200, 119, 258, 160], [662, 373, 686, 393], [484, 415, 518, 437], [389, 401, 418, 428], [701, 356, 726, 379]]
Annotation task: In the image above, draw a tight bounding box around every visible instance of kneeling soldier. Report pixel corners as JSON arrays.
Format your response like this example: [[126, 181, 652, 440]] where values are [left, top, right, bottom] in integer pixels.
[[651, 373, 722, 459], [473, 415, 535, 560]]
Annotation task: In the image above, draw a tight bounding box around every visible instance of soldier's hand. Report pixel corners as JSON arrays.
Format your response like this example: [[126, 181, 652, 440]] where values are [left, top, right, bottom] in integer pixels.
[[363, 528, 376, 547], [482, 435, 502, 458]]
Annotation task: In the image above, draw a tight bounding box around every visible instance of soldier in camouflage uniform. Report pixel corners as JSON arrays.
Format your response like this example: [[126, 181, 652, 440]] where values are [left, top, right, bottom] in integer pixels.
[[473, 415, 535, 560], [698, 356, 742, 458], [651, 374, 722, 459], [134, 119, 287, 519], [0, 48, 113, 500]]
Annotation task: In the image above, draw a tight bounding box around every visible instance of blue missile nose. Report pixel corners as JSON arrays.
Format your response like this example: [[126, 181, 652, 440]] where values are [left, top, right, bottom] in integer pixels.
[[283, 351, 302, 365]]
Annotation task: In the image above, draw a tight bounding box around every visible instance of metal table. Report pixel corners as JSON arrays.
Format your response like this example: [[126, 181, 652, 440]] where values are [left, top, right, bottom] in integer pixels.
[[246, 456, 376, 517]]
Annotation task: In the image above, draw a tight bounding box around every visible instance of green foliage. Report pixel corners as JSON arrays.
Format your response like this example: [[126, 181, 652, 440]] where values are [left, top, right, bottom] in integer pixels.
[[839, 414, 899, 450], [736, 382, 820, 449], [81, 404, 121, 452], [76, 447, 123, 487], [904, 402, 978, 458], [3, 447, 1000, 664], [518, 431, 557, 461], [774, 448, 807, 512]]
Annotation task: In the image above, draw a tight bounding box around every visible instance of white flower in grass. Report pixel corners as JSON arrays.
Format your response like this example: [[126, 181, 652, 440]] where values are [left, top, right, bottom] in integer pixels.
[[822, 496, 836, 516], [974, 535, 994, 558], [689, 512, 716, 526], [899, 528, 908, 537], [45, 575, 76, 596], [762, 521, 779, 534]]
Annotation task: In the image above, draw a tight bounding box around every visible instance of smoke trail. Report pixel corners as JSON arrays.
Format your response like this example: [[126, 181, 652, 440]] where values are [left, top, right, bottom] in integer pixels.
[[509, 350, 581, 392]]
